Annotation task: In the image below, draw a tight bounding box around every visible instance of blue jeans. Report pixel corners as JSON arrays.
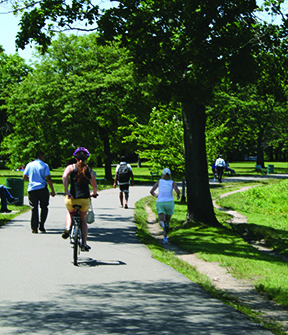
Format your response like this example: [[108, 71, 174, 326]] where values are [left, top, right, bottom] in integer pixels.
[[0, 185, 14, 211]]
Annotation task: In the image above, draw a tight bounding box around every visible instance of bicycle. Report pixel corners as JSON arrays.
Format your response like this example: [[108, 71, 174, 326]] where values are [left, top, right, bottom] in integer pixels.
[[71, 203, 85, 266], [58, 192, 98, 266]]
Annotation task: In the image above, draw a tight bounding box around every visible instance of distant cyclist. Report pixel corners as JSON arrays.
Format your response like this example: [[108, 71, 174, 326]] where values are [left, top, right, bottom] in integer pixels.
[[62, 147, 97, 251]]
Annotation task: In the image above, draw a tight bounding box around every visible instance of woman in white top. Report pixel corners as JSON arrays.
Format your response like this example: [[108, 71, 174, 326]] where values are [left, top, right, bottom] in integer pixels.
[[150, 168, 180, 243]]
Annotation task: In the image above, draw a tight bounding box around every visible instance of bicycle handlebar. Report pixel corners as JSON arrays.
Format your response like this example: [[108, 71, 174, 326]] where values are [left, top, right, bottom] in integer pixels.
[[56, 192, 99, 198]]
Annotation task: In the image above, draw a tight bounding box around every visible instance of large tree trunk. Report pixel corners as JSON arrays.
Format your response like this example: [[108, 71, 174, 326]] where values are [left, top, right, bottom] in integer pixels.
[[99, 127, 113, 180], [182, 102, 220, 227], [256, 126, 265, 168]]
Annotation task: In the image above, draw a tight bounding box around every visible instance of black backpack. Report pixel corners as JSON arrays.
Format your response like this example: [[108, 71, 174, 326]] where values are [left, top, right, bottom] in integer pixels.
[[117, 164, 130, 183]]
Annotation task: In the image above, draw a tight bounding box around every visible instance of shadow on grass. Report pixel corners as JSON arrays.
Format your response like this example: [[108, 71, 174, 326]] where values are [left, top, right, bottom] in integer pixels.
[[0, 219, 7, 228], [170, 222, 288, 266], [230, 222, 288, 257]]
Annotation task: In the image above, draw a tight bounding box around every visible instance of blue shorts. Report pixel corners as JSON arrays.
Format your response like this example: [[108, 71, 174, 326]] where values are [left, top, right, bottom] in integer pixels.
[[156, 201, 174, 215]]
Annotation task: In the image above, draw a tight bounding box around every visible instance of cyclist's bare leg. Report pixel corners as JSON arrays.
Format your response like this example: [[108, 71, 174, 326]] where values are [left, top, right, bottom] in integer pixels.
[[62, 211, 74, 239], [80, 211, 88, 245], [66, 211, 73, 230]]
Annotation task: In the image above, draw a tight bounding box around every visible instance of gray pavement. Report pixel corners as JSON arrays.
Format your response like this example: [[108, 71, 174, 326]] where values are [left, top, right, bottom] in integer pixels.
[[0, 185, 273, 334]]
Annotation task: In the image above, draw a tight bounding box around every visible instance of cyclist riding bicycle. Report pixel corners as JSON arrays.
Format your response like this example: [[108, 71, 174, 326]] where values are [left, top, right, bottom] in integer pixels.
[[62, 147, 97, 251]]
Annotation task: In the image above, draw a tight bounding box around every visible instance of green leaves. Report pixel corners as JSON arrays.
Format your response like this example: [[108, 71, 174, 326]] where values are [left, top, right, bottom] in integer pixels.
[[121, 103, 185, 176], [98, 0, 260, 104], [2, 33, 148, 168], [15, 0, 101, 52]]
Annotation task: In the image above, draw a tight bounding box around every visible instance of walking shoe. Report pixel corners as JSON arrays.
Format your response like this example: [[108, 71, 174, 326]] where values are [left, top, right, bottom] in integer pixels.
[[62, 229, 69, 239], [39, 228, 46, 233], [32, 230, 38, 234], [9, 198, 19, 205], [81, 245, 90, 252], [0, 209, 12, 213], [124, 204, 128, 209], [163, 237, 168, 244]]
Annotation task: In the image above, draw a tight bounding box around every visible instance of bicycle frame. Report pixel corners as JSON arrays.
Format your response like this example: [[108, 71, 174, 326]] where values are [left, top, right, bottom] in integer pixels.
[[57, 192, 98, 266], [70, 205, 82, 266]]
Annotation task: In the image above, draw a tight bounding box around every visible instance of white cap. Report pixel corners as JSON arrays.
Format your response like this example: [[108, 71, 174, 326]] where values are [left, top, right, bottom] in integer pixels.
[[162, 168, 171, 175]]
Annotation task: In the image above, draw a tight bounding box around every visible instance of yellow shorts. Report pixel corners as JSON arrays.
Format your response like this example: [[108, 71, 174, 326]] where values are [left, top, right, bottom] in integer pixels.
[[65, 196, 90, 212]]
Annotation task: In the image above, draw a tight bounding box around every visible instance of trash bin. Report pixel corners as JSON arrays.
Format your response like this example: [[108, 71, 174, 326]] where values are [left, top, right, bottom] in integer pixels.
[[267, 164, 274, 174], [6, 178, 24, 205]]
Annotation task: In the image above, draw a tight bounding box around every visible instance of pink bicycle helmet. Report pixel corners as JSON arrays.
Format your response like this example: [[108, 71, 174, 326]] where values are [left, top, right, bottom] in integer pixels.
[[73, 147, 90, 158]]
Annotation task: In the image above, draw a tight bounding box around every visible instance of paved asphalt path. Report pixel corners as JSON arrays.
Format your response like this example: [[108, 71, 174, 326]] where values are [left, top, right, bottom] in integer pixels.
[[0, 185, 273, 334]]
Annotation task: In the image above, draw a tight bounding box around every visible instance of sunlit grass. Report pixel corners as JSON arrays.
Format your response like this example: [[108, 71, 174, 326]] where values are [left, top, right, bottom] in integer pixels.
[[217, 178, 288, 258], [145, 179, 288, 309]]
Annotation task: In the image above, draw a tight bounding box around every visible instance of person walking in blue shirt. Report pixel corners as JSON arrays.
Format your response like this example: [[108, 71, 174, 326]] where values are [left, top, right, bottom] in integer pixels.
[[215, 154, 226, 183], [23, 151, 55, 233]]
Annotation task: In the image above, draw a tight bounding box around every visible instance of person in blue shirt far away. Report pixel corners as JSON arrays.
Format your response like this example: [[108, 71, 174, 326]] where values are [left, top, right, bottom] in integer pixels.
[[23, 151, 55, 233]]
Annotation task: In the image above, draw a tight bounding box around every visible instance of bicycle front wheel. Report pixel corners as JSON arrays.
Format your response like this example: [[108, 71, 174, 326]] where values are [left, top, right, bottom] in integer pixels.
[[73, 225, 80, 266]]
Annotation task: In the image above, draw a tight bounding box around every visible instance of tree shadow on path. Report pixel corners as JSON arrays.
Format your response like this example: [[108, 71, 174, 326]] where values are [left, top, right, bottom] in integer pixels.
[[0, 281, 271, 335]]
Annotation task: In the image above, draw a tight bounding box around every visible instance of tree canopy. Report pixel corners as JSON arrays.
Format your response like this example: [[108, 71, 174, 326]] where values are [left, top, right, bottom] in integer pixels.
[[0, 50, 31, 149], [2, 34, 151, 173], [1, 0, 288, 225], [97, 0, 261, 225]]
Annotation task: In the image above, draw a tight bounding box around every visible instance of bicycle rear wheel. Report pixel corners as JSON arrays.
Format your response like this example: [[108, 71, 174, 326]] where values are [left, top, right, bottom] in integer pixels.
[[73, 224, 80, 266]]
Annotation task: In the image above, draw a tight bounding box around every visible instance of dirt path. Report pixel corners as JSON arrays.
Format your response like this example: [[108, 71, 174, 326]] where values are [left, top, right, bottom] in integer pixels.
[[145, 185, 288, 333]]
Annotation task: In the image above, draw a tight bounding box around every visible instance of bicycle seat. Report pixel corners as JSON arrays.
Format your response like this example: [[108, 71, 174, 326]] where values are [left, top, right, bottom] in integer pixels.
[[73, 204, 82, 210]]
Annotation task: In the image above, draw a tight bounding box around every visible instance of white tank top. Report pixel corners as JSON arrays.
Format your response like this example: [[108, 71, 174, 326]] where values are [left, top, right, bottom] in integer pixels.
[[157, 179, 174, 202]]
